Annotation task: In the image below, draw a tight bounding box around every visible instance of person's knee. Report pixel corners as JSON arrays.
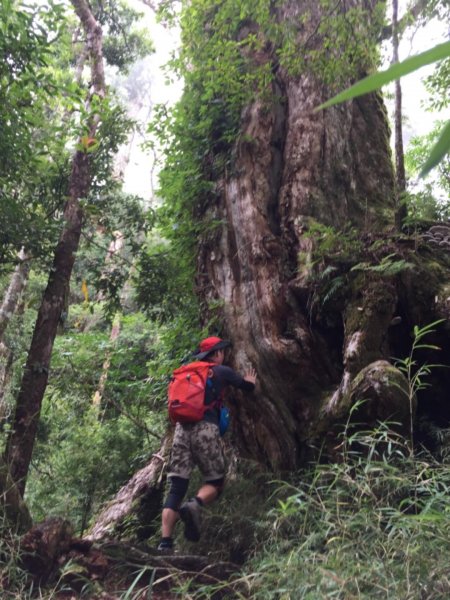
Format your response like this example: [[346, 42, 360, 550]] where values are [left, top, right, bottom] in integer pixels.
[[163, 476, 189, 510], [205, 477, 225, 497]]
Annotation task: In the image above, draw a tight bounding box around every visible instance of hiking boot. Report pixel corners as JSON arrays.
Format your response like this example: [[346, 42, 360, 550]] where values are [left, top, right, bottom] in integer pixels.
[[179, 498, 202, 542], [157, 540, 174, 554]]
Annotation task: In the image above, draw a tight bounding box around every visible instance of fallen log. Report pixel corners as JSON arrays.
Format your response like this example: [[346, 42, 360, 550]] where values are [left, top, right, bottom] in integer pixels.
[[18, 523, 241, 598], [87, 432, 172, 541], [61, 540, 242, 598]]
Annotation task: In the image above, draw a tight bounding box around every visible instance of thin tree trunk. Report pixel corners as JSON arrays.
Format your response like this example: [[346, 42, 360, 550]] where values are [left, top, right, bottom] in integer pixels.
[[0, 249, 31, 420], [93, 233, 125, 408], [93, 314, 121, 408], [393, 0, 407, 229], [4, 0, 106, 496], [0, 248, 31, 343], [0, 342, 14, 420], [381, 0, 429, 41]]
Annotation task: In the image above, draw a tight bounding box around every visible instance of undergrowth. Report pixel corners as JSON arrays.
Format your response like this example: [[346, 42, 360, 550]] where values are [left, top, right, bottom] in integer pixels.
[[0, 527, 29, 599], [239, 425, 450, 599], [136, 422, 450, 599], [4, 424, 450, 599]]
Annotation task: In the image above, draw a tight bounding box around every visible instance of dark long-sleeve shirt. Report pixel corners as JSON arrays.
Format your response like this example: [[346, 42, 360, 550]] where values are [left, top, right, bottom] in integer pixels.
[[203, 364, 255, 424]]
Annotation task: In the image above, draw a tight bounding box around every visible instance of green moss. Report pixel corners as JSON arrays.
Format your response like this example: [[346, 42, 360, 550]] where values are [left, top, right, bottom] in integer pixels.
[[152, 1, 386, 264], [351, 361, 406, 392]]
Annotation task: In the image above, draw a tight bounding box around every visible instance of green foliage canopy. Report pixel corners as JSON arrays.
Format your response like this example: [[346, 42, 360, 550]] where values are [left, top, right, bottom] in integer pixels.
[[0, 0, 154, 272], [0, 0, 78, 267], [96, 0, 154, 71], [26, 312, 165, 533]]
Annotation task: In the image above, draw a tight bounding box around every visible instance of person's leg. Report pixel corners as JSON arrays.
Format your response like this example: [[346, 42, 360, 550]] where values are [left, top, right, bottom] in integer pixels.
[[158, 423, 192, 551], [161, 508, 179, 537], [161, 475, 190, 541], [195, 477, 225, 505], [178, 423, 227, 542]]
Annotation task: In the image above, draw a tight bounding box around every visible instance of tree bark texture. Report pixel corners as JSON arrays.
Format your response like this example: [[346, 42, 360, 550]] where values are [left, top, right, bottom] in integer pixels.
[[195, 0, 449, 468], [4, 0, 106, 496], [0, 458, 32, 533], [20, 517, 74, 583], [0, 341, 14, 420], [0, 249, 31, 419]]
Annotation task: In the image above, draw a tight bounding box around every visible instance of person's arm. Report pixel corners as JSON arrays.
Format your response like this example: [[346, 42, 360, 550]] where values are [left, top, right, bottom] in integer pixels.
[[215, 365, 256, 392]]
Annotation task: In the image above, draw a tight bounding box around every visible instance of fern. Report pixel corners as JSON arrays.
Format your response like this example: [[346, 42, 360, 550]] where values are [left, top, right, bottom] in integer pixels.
[[321, 275, 346, 306], [351, 253, 414, 276], [319, 265, 339, 280]]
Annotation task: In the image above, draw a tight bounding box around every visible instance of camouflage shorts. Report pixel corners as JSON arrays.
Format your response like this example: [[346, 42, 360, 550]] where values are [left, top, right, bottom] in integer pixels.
[[168, 421, 226, 481]]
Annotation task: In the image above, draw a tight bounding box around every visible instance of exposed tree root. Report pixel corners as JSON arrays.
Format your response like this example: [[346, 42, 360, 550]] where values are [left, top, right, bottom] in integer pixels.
[[18, 518, 241, 598]]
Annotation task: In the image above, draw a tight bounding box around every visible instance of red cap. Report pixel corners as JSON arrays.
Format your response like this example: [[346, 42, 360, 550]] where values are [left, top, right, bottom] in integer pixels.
[[199, 336, 224, 353], [194, 336, 232, 359]]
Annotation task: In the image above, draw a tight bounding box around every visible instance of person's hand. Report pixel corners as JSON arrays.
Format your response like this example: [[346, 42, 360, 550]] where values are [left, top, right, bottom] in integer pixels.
[[244, 367, 257, 385]]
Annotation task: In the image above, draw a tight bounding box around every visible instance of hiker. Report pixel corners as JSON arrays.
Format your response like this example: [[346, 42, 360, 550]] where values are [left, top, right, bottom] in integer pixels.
[[158, 336, 257, 552]]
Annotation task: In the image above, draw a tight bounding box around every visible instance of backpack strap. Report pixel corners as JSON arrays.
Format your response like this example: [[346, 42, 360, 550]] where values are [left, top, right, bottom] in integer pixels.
[[204, 365, 224, 410]]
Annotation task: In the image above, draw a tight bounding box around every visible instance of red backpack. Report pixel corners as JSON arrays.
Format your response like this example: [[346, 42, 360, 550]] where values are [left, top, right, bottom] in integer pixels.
[[168, 361, 214, 424]]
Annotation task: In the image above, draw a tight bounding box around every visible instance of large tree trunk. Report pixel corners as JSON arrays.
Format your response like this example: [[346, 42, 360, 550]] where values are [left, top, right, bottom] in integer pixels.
[[4, 0, 106, 496], [69, 0, 450, 543], [194, 0, 448, 468]]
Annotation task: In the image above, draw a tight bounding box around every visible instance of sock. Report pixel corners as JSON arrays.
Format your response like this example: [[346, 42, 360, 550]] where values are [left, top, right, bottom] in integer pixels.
[[194, 496, 204, 507]]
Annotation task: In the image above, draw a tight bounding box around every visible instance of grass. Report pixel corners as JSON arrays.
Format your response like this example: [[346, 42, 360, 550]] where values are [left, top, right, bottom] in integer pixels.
[[140, 421, 450, 599], [242, 425, 450, 599]]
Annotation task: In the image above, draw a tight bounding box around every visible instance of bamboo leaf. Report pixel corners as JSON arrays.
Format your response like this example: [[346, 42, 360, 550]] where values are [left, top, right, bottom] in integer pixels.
[[414, 319, 445, 335], [316, 43, 450, 177], [414, 344, 441, 351], [419, 120, 450, 178], [403, 511, 445, 522], [317, 41, 450, 109]]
